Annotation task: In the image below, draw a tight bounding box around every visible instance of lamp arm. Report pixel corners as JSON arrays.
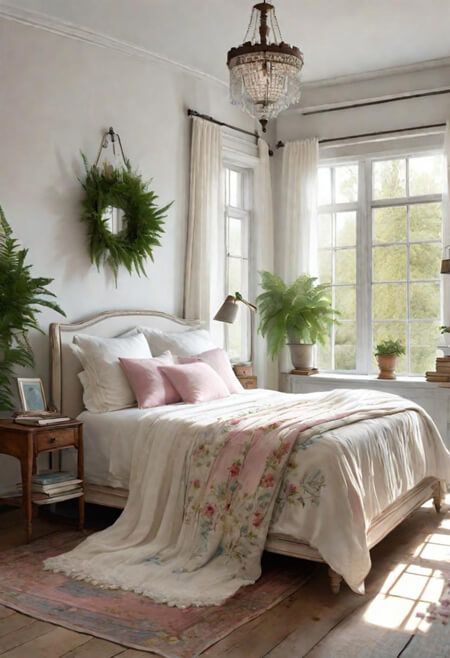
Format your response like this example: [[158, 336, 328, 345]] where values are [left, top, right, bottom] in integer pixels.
[[234, 291, 257, 311]]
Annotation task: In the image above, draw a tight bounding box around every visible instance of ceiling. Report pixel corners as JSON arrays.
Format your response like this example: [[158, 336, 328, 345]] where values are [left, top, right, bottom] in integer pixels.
[[4, 0, 450, 83]]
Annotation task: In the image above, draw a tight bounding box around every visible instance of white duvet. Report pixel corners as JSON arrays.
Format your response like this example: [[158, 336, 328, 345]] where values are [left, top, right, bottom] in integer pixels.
[[47, 389, 450, 606]]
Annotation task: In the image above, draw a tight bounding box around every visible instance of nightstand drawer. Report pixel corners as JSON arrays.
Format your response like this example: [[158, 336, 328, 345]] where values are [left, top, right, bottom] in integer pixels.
[[36, 428, 77, 452], [239, 376, 257, 390]]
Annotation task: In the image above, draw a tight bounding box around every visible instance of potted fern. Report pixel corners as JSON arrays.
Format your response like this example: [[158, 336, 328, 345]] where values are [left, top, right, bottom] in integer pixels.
[[0, 207, 65, 410], [256, 272, 337, 369], [374, 340, 405, 380]]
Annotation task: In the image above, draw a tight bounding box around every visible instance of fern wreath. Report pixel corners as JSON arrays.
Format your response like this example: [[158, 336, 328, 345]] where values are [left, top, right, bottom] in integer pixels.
[[81, 156, 172, 281]]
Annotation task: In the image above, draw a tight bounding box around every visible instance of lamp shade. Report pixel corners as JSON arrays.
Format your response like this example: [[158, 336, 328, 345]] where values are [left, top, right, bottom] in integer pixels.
[[214, 295, 239, 323]]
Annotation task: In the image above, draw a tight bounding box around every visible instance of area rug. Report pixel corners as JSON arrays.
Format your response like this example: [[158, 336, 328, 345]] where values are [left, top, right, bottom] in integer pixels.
[[0, 531, 314, 658]]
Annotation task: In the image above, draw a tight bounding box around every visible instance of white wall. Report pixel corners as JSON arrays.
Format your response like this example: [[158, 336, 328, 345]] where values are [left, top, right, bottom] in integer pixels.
[[0, 17, 254, 491]]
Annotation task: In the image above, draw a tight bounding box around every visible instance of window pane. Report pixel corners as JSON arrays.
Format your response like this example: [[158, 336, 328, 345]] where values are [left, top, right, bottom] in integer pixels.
[[318, 249, 332, 285], [373, 206, 407, 244], [410, 347, 436, 375], [409, 155, 443, 196], [409, 203, 442, 241], [318, 213, 332, 248], [410, 322, 440, 346], [228, 217, 242, 256], [335, 165, 358, 203], [335, 286, 356, 320], [227, 309, 243, 362], [335, 249, 356, 284], [317, 333, 332, 371], [409, 243, 441, 280], [410, 282, 440, 319], [373, 245, 407, 282], [336, 211, 356, 247], [335, 320, 357, 370], [318, 168, 332, 206], [373, 159, 406, 199], [227, 256, 242, 294], [373, 283, 406, 320], [228, 170, 242, 208]]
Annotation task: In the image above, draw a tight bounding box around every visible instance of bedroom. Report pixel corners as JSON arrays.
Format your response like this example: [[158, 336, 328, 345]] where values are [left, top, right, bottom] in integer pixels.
[[0, 0, 450, 656]]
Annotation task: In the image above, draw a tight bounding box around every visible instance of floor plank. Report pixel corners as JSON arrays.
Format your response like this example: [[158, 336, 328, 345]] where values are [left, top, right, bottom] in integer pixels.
[[0, 614, 32, 638], [0, 620, 54, 653], [0, 608, 15, 621], [0, 626, 91, 658], [62, 637, 127, 658]]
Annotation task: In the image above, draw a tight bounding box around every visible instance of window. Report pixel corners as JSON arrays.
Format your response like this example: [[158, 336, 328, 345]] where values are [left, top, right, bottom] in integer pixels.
[[318, 153, 444, 375], [224, 166, 251, 362]]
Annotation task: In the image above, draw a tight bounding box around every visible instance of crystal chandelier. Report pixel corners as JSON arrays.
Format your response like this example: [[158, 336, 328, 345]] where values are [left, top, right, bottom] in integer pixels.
[[227, 2, 303, 132]]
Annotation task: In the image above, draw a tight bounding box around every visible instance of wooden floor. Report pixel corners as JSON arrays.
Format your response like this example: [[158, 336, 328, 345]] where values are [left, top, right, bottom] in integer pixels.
[[0, 497, 448, 658]]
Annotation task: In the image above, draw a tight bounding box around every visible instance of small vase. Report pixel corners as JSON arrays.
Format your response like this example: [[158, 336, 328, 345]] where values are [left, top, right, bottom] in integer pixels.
[[377, 354, 397, 380]]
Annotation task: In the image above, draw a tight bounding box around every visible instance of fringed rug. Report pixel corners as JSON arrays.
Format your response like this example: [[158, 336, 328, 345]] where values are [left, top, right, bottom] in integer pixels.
[[0, 531, 314, 658]]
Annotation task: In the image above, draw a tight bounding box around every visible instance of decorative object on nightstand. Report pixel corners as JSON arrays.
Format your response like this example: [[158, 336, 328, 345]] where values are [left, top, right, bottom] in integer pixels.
[[0, 419, 84, 542], [214, 292, 258, 387]]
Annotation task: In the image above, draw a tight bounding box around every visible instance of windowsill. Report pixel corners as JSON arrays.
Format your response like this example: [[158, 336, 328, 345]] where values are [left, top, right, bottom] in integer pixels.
[[283, 372, 443, 389]]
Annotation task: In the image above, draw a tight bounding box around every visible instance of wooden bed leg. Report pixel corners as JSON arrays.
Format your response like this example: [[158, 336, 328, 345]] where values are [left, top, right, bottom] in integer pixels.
[[432, 481, 443, 513], [328, 567, 343, 594]]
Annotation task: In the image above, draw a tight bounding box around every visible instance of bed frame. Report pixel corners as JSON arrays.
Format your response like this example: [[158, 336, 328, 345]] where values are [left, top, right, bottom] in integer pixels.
[[49, 309, 444, 594]]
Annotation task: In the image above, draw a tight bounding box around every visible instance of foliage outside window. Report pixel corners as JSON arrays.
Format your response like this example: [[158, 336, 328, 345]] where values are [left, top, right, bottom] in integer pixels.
[[224, 166, 251, 362], [317, 153, 444, 376]]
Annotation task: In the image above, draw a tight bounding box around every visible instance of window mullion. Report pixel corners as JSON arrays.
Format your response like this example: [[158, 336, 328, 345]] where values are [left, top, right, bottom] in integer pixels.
[[356, 159, 371, 374]]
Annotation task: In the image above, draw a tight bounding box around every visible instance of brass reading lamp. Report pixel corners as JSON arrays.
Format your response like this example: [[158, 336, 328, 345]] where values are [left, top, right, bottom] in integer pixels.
[[214, 292, 257, 368]]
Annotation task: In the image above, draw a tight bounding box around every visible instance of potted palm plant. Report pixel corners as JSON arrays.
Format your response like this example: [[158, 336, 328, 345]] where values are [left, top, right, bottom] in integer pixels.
[[0, 207, 65, 410], [256, 271, 337, 369], [374, 340, 405, 380]]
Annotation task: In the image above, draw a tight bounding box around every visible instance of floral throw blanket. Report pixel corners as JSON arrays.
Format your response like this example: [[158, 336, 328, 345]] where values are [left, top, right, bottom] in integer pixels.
[[45, 389, 450, 607]]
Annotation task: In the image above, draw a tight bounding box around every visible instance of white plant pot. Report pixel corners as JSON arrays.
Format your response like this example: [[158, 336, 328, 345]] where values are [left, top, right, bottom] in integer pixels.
[[288, 343, 314, 370]]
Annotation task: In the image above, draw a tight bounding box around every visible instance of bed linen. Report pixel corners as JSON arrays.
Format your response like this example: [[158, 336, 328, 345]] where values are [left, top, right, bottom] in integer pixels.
[[46, 389, 450, 607]]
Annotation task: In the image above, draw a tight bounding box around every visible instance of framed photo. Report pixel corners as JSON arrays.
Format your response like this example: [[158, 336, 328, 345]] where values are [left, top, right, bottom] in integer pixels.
[[17, 378, 47, 412]]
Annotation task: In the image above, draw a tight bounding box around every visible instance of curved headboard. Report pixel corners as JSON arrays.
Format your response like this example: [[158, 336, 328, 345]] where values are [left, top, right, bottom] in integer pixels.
[[49, 310, 199, 418]]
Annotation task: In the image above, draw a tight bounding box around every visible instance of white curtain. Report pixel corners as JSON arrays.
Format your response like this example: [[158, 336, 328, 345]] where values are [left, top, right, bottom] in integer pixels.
[[443, 121, 450, 324], [253, 139, 278, 389], [280, 138, 319, 283], [184, 117, 223, 341]]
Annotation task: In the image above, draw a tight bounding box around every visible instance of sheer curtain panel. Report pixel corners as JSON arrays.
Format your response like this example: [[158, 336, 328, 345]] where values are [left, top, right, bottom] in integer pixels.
[[280, 138, 319, 282], [184, 117, 223, 337]]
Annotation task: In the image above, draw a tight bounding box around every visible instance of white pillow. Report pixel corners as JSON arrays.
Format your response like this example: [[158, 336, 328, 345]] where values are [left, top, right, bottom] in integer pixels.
[[72, 333, 151, 412], [136, 327, 216, 357]]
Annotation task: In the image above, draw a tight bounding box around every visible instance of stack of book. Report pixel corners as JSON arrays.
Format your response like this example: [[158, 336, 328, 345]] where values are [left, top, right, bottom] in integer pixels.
[[425, 357, 450, 385], [18, 471, 83, 505], [14, 411, 71, 426]]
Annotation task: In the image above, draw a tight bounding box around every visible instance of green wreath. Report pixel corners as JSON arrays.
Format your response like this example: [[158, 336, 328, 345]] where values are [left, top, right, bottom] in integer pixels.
[[80, 155, 172, 281]]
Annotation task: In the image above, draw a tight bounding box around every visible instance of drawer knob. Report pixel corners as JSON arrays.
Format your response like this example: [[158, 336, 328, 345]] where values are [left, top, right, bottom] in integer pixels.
[[49, 437, 56, 444]]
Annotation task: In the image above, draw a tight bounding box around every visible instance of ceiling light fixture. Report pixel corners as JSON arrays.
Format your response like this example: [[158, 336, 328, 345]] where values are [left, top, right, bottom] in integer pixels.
[[227, 2, 303, 133]]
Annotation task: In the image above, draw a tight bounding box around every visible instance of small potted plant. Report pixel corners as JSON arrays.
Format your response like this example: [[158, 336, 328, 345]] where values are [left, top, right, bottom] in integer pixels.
[[256, 271, 338, 370], [374, 340, 405, 380], [439, 326, 450, 347]]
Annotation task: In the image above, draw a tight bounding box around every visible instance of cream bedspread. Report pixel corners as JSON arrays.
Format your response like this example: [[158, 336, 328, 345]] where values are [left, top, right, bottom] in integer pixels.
[[45, 389, 450, 607]]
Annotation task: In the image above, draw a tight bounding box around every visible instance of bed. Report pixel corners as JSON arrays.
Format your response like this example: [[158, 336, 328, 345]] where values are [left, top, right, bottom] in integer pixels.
[[49, 310, 447, 595]]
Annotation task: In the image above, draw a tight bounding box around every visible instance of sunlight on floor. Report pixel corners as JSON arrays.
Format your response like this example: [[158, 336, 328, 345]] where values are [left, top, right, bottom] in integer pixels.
[[362, 498, 449, 634]]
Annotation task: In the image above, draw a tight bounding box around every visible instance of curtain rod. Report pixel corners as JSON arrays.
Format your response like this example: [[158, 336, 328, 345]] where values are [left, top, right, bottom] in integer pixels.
[[302, 88, 450, 116], [187, 109, 259, 142], [275, 122, 447, 150]]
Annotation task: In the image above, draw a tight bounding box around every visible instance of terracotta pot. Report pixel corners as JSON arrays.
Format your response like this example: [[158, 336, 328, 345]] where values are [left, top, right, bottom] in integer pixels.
[[288, 343, 314, 370], [377, 354, 397, 380]]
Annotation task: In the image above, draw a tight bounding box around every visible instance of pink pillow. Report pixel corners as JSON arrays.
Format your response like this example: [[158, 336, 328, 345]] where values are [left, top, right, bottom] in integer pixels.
[[159, 362, 230, 404], [119, 352, 181, 408], [178, 348, 243, 394]]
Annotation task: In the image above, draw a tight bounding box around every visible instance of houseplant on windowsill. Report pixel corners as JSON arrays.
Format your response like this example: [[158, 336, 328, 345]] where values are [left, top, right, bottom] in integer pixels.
[[439, 326, 450, 347], [374, 340, 405, 380], [256, 271, 338, 370]]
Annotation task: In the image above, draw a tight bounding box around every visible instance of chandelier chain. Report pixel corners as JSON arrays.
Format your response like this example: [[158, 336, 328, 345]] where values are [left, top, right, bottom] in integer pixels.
[[244, 7, 257, 42], [271, 7, 283, 42]]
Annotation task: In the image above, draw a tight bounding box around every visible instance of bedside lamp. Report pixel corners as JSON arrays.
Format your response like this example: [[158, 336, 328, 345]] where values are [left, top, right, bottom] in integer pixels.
[[214, 292, 257, 384]]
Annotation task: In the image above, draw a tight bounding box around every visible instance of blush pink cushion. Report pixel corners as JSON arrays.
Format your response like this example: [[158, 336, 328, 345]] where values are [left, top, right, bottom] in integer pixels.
[[119, 352, 181, 408], [159, 362, 230, 404], [178, 348, 243, 394]]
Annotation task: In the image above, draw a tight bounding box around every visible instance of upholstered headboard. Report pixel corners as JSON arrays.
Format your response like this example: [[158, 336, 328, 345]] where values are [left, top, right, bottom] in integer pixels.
[[49, 310, 199, 418]]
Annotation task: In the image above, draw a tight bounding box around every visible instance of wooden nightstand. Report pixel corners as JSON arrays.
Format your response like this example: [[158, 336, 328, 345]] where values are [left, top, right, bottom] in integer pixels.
[[0, 419, 84, 542], [237, 375, 258, 389], [233, 364, 257, 389]]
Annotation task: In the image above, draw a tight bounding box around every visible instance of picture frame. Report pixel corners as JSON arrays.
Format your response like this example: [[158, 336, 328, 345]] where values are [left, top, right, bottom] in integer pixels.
[[17, 378, 47, 412]]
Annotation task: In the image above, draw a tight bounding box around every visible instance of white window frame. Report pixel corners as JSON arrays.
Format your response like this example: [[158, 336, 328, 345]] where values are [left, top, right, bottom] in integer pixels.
[[318, 147, 444, 376], [223, 162, 253, 363]]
